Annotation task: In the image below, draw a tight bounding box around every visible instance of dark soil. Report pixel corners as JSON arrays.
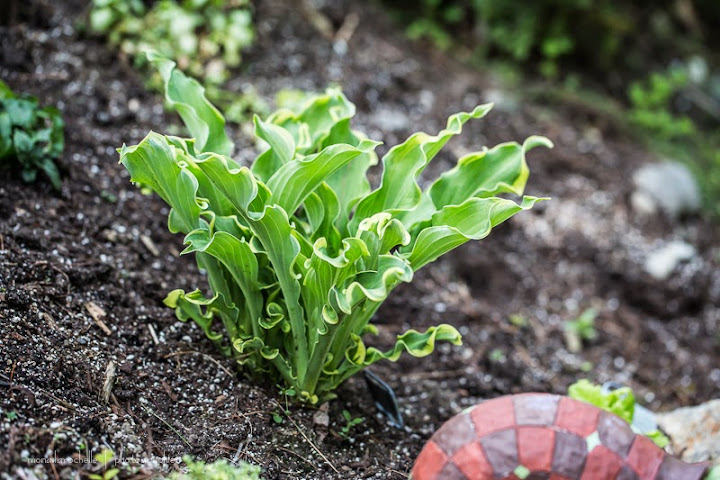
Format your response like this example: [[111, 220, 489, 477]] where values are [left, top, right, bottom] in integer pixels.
[[1, 1, 719, 479]]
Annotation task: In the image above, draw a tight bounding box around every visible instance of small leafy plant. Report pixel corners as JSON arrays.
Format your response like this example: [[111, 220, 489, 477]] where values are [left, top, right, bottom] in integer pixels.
[[628, 67, 695, 139], [119, 53, 551, 403], [89, 0, 262, 122], [569, 379, 670, 448], [0, 81, 63, 190], [90, 0, 253, 85], [563, 307, 598, 353], [271, 384, 296, 424], [338, 410, 364, 438], [89, 448, 119, 480], [167, 456, 262, 480]]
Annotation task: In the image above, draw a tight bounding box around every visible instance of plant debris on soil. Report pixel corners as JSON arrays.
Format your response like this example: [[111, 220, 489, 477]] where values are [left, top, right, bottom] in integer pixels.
[[1, 1, 719, 479]]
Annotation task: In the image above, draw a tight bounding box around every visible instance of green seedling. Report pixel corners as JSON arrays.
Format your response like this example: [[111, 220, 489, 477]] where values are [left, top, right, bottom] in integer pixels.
[[89, 0, 252, 86], [564, 307, 598, 353], [89, 470, 120, 480], [89, 448, 119, 480], [508, 313, 528, 328], [628, 68, 695, 139], [166, 455, 262, 480], [489, 349, 507, 363], [339, 410, 364, 438], [272, 384, 296, 423]]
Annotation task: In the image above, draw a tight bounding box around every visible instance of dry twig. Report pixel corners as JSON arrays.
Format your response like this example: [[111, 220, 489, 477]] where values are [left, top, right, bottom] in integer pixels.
[[141, 405, 193, 448], [273, 400, 339, 474], [387, 468, 409, 478], [140, 234, 160, 257], [335, 12, 359, 44], [295, 0, 333, 40], [101, 361, 116, 404], [277, 446, 318, 471], [84, 301, 111, 335], [147, 324, 160, 345], [42, 312, 59, 330]]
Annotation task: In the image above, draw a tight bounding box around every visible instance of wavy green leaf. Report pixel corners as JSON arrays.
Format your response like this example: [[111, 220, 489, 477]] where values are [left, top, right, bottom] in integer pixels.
[[403, 196, 545, 270], [268, 88, 356, 152], [244, 205, 308, 383], [251, 115, 296, 183], [192, 152, 267, 214], [356, 212, 411, 256], [397, 136, 552, 231], [164, 289, 228, 353], [430, 136, 552, 207], [350, 104, 492, 233], [304, 182, 342, 248], [119, 133, 205, 234], [321, 323, 463, 390], [333, 255, 413, 314], [361, 324, 462, 364], [184, 230, 263, 338], [149, 51, 233, 156], [268, 139, 379, 215], [322, 118, 379, 231]]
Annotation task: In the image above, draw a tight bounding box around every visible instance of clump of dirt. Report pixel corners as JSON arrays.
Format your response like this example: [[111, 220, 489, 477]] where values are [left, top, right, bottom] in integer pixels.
[[1, 0, 719, 479]]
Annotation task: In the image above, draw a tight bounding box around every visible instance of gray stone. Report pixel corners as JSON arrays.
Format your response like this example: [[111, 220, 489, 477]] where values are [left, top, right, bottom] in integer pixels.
[[632, 162, 701, 217], [644, 240, 697, 281], [657, 399, 720, 466]]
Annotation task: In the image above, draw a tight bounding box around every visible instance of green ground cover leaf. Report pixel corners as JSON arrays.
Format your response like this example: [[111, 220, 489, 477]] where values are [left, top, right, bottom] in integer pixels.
[[0, 81, 64, 190]]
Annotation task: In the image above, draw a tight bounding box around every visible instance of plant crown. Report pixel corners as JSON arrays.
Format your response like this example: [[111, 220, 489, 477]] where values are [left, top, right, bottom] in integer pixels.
[[0, 81, 63, 190], [119, 53, 551, 403]]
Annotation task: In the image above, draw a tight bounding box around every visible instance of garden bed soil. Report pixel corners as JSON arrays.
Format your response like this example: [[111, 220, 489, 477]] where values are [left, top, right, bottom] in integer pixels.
[[1, 0, 719, 479]]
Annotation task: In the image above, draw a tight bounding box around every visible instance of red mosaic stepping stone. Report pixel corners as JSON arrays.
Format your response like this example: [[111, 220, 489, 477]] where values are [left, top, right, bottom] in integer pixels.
[[411, 393, 709, 480]]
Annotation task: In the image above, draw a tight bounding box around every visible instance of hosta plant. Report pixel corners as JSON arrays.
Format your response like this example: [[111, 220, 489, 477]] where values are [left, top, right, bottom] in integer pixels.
[[119, 54, 551, 403], [0, 80, 63, 190]]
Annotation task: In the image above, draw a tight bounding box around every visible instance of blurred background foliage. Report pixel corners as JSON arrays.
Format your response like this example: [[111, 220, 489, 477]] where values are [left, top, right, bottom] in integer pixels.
[[88, 0, 266, 123], [383, 0, 719, 83], [383, 0, 720, 215]]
